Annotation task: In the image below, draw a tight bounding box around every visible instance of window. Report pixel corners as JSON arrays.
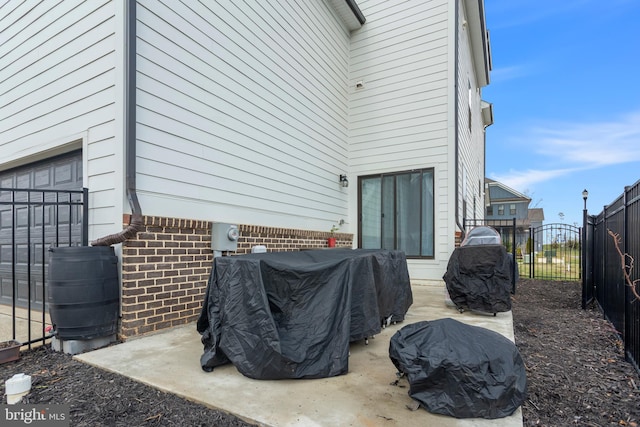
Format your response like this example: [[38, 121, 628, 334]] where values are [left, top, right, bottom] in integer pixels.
[[498, 204, 504, 215], [359, 169, 434, 258], [510, 204, 516, 215], [487, 206, 493, 215]]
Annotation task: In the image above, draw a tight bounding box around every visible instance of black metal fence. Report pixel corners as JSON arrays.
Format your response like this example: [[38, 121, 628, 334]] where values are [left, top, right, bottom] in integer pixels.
[[583, 179, 640, 375], [0, 188, 88, 347]]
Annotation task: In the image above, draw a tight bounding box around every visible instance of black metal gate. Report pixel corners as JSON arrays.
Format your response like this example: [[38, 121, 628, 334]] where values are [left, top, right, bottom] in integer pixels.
[[0, 188, 88, 346], [464, 219, 582, 282], [528, 223, 582, 281]]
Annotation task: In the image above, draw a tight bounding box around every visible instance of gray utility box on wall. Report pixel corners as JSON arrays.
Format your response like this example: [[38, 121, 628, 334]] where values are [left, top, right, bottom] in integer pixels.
[[211, 223, 239, 252]]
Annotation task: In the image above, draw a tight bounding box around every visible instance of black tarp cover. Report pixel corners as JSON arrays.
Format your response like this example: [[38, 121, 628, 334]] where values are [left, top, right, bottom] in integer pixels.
[[389, 318, 527, 419], [197, 249, 412, 379], [443, 244, 513, 313]]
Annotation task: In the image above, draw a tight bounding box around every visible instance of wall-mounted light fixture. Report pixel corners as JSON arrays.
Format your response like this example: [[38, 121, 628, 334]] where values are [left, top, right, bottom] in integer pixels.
[[339, 174, 349, 188]]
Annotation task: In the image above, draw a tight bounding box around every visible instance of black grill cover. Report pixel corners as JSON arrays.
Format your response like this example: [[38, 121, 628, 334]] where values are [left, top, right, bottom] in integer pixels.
[[389, 318, 527, 419], [197, 249, 412, 379], [443, 244, 513, 313]]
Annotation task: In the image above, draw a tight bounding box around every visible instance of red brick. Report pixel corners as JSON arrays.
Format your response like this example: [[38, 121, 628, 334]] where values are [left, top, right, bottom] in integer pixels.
[[137, 294, 154, 303], [163, 312, 180, 321], [146, 315, 163, 324], [125, 240, 147, 248], [137, 325, 157, 335], [137, 309, 155, 319], [122, 319, 145, 329], [124, 303, 146, 312], [153, 320, 172, 329], [146, 271, 163, 279], [122, 288, 145, 297], [122, 272, 145, 281], [155, 306, 171, 315]]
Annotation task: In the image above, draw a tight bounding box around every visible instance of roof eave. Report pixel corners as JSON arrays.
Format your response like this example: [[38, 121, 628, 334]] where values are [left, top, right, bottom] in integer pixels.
[[464, 0, 491, 87], [328, 0, 366, 31]]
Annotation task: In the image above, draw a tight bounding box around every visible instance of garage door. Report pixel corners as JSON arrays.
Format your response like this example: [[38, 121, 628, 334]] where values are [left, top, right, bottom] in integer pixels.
[[0, 150, 84, 308]]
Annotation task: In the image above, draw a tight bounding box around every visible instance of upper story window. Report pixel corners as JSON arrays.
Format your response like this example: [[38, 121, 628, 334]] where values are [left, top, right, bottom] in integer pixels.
[[487, 206, 493, 215], [510, 204, 516, 215], [498, 204, 504, 215]]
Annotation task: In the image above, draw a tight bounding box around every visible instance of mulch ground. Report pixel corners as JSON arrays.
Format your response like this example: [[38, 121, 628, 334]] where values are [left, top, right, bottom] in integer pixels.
[[0, 346, 254, 427], [513, 279, 640, 426], [1, 279, 639, 426]]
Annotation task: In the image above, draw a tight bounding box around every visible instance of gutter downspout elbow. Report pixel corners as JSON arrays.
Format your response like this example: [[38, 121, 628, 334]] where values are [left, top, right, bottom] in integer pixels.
[[91, 211, 143, 247], [91, 0, 142, 246]]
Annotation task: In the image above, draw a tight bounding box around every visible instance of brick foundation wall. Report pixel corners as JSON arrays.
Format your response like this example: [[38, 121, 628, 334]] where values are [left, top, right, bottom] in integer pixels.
[[120, 216, 212, 339], [236, 224, 352, 254], [119, 215, 353, 339]]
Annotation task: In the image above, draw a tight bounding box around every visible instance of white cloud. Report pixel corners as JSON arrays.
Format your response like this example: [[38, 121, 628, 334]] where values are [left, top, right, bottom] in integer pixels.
[[489, 168, 576, 192], [533, 112, 640, 167], [489, 111, 640, 192]]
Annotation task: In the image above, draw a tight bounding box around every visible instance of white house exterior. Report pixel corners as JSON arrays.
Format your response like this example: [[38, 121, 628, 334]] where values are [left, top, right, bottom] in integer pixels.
[[1, 0, 492, 338]]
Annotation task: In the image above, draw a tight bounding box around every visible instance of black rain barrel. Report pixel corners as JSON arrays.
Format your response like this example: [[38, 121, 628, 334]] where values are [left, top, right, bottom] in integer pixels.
[[48, 246, 119, 340]]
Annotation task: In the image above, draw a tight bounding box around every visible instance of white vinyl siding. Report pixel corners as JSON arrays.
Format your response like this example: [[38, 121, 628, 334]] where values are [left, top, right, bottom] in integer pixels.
[[457, 0, 487, 225], [135, 0, 351, 229], [349, 0, 452, 279], [0, 0, 120, 241], [1, 0, 491, 282], [350, 0, 450, 170]]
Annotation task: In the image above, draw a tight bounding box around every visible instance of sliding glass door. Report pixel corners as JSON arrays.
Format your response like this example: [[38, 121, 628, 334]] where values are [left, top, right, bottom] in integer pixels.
[[359, 169, 434, 257]]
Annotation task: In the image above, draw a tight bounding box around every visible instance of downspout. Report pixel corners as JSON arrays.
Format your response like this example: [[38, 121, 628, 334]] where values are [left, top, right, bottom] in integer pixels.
[[92, 0, 143, 246], [453, 0, 466, 241]]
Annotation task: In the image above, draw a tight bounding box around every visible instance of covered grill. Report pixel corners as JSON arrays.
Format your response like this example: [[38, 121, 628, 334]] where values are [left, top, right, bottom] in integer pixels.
[[443, 226, 514, 314]]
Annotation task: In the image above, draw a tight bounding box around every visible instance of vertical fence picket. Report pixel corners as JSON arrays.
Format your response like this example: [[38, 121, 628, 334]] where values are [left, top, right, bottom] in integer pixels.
[[585, 179, 640, 375]]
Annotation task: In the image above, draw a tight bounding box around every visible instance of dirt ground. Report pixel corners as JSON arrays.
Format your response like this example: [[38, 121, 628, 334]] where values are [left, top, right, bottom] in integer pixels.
[[1, 279, 639, 426]]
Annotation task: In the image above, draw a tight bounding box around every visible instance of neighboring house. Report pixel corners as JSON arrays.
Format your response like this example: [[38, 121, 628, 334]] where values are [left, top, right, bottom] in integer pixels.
[[527, 208, 544, 230], [484, 178, 543, 252], [527, 207, 544, 253], [1, 0, 492, 339]]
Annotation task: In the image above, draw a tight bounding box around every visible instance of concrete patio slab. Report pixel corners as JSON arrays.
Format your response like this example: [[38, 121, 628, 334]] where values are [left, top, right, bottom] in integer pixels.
[[0, 304, 51, 348], [76, 283, 523, 427]]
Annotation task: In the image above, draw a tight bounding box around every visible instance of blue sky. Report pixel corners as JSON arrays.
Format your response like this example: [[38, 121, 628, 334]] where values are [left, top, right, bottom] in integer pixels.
[[483, 0, 640, 227]]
